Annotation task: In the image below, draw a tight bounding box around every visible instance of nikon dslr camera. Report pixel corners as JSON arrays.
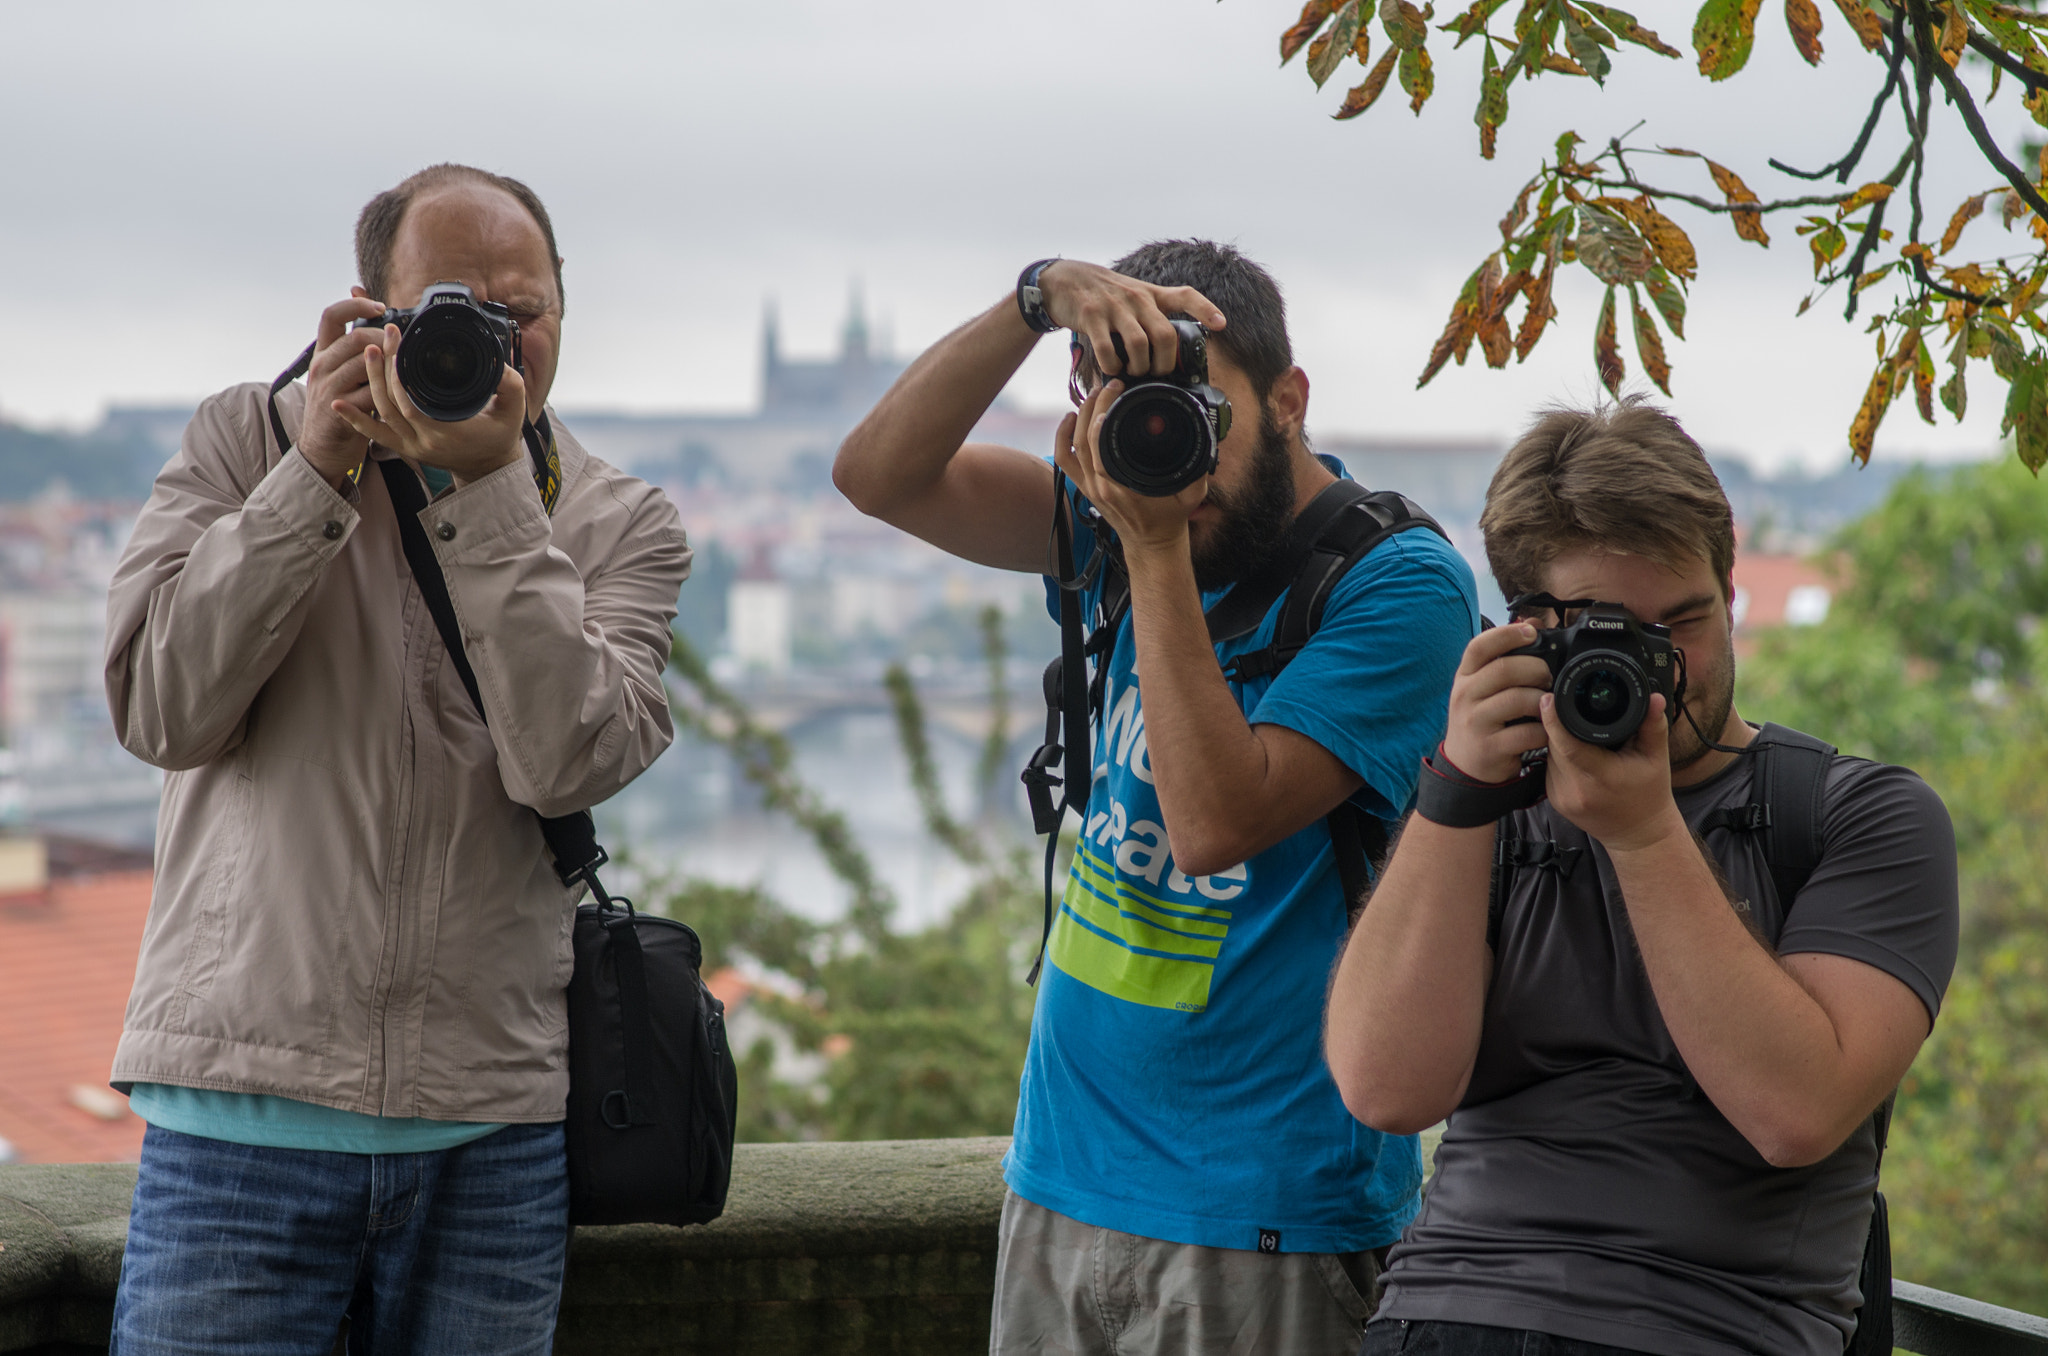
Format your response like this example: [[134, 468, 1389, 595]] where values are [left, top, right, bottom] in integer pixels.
[[1507, 603, 1676, 746], [1097, 319, 1233, 497], [354, 281, 519, 423]]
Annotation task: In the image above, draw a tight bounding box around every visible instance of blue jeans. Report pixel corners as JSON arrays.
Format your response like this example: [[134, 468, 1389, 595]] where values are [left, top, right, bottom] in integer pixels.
[[111, 1121, 569, 1356]]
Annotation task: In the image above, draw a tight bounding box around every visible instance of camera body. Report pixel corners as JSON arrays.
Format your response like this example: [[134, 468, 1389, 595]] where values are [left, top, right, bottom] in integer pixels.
[[354, 281, 519, 423], [1508, 603, 1676, 746], [1097, 319, 1233, 497]]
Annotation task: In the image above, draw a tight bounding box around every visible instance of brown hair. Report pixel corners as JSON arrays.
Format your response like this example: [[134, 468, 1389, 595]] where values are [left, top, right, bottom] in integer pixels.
[[354, 164, 564, 312], [1479, 397, 1736, 604]]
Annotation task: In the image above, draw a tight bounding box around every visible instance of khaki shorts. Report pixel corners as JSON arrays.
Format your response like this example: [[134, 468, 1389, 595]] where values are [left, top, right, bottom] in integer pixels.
[[989, 1190, 1385, 1356]]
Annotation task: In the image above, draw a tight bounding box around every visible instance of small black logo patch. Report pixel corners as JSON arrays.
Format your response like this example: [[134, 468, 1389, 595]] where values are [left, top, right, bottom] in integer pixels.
[[1258, 1229, 1281, 1253]]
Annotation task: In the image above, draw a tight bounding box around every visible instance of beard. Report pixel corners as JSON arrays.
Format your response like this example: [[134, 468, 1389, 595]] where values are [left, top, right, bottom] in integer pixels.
[[1189, 406, 1297, 592], [1668, 641, 1737, 770]]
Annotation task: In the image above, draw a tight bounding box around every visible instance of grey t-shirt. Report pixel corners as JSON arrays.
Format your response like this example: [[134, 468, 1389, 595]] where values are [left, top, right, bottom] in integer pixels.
[[1376, 737, 1959, 1356]]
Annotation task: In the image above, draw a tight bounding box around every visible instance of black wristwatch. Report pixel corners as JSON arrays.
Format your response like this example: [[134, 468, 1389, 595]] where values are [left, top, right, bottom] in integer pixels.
[[1016, 258, 1061, 333]]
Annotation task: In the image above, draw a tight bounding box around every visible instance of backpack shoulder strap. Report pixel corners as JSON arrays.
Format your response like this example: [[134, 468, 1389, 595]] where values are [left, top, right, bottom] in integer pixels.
[[1223, 488, 1449, 684], [1754, 722, 1837, 909]]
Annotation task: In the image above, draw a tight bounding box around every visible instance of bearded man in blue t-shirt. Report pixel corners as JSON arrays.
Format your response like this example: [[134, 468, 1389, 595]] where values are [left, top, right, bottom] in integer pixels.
[[834, 240, 1477, 1355]]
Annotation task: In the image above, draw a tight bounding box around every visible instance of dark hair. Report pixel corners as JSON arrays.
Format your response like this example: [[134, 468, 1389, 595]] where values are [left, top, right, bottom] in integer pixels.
[[354, 164, 564, 313], [1479, 396, 1736, 604], [1108, 240, 1292, 397]]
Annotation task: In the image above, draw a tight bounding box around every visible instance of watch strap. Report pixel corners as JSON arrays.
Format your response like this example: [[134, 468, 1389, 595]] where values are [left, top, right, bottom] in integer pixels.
[[1414, 744, 1547, 828], [1016, 258, 1061, 334]]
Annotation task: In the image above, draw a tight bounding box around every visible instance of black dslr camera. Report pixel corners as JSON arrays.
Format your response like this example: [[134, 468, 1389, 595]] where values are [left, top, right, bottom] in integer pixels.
[[355, 281, 519, 423], [1507, 600, 1676, 746], [1096, 319, 1233, 497]]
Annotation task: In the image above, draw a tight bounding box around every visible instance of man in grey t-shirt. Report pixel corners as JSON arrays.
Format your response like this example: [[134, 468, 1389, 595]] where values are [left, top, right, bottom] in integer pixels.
[[1325, 399, 1958, 1356]]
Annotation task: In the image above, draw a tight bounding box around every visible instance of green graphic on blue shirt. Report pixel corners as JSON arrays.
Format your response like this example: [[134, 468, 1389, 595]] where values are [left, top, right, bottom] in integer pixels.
[[1003, 458, 1480, 1255]]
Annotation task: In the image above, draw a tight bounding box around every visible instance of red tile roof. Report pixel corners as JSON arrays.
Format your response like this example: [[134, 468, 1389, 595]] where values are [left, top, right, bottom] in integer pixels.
[[0, 871, 152, 1163]]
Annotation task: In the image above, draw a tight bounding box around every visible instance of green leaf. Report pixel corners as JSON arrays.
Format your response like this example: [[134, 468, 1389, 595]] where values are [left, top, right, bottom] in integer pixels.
[[1575, 204, 1653, 284], [1555, 129, 1583, 168], [1561, 5, 1613, 81], [1445, 0, 1513, 46], [1941, 329, 1969, 421], [1577, 0, 1683, 55], [1309, 0, 1364, 87], [1645, 264, 1688, 338], [1382, 0, 1431, 49], [1399, 42, 1436, 111], [1475, 35, 1510, 154], [1693, 0, 1764, 80]]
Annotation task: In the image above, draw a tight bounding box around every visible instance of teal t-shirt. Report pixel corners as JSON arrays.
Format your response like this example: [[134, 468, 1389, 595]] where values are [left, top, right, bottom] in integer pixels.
[[127, 1084, 508, 1155], [1005, 460, 1478, 1253]]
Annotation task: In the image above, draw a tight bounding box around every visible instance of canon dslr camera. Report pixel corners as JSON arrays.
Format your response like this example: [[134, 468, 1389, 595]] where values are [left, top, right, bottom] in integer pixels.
[[1508, 602, 1676, 746], [355, 281, 518, 423], [1097, 319, 1233, 497]]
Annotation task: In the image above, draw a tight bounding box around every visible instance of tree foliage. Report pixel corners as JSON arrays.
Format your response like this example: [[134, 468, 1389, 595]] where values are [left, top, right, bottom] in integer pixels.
[[1279, 0, 2048, 468], [1739, 458, 2048, 1311], [651, 609, 1045, 1143]]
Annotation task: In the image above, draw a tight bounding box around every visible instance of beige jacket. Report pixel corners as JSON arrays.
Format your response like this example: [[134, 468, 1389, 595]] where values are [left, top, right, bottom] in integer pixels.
[[105, 381, 689, 1122]]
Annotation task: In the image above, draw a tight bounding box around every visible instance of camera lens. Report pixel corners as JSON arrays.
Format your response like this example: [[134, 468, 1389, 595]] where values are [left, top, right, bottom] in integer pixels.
[[1555, 650, 1649, 746], [396, 306, 506, 422], [1098, 384, 1215, 496], [1575, 668, 1626, 724]]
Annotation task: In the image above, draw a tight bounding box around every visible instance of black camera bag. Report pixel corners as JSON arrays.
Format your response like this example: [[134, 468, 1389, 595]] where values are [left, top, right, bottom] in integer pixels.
[[375, 456, 737, 1228]]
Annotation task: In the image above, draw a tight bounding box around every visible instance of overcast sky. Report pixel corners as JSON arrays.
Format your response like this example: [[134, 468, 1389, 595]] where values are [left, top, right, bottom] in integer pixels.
[[1, 0, 2026, 471]]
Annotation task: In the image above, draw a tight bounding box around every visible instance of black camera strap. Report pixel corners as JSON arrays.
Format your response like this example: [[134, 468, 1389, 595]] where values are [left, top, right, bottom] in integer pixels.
[[265, 344, 563, 514]]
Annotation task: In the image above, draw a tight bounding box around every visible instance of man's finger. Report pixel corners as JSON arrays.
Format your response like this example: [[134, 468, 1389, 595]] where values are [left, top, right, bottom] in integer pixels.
[[315, 296, 388, 353], [1137, 312, 1180, 378], [1160, 285, 1225, 331], [1113, 317, 1152, 377], [1633, 694, 1671, 761], [1459, 622, 1541, 676]]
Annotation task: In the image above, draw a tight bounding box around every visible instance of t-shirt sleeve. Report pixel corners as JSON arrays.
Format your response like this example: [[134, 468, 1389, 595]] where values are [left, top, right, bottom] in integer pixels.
[[1247, 530, 1478, 818], [1775, 759, 1960, 1024]]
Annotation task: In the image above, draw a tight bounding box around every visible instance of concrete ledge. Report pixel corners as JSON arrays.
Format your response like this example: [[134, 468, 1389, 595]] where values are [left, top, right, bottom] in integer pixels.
[[0, 1138, 1007, 1355]]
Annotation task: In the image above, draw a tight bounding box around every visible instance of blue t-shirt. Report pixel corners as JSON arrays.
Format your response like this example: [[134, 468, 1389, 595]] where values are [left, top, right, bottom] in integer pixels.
[[1005, 464, 1478, 1253]]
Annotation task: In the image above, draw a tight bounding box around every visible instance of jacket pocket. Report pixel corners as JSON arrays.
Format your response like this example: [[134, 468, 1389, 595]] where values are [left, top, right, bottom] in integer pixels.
[[164, 760, 254, 1031]]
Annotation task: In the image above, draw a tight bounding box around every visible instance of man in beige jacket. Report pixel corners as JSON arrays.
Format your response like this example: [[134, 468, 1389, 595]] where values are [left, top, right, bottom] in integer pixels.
[[102, 164, 689, 1355]]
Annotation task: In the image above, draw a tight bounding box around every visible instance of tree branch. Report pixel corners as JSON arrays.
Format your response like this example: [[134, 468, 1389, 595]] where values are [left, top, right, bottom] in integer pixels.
[[1771, 14, 1909, 183], [1967, 30, 2048, 94], [1584, 178, 1857, 214], [1912, 254, 2004, 305], [1913, 0, 2048, 221]]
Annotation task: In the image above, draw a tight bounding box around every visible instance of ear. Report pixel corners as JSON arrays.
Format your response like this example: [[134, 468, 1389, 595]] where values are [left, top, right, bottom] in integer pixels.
[[1269, 365, 1309, 440]]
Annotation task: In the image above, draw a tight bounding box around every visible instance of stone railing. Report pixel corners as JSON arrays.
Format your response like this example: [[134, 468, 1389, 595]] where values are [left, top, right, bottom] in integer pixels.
[[4, 1136, 2046, 1355]]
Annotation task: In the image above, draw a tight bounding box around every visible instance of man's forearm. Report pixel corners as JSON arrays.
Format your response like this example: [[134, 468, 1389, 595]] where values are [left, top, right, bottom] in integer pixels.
[[834, 294, 1039, 520], [1325, 816, 1494, 1132], [1610, 821, 1886, 1166], [1120, 540, 1293, 876]]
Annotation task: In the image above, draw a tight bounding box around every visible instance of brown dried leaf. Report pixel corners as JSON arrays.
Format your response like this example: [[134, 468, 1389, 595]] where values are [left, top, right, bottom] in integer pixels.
[[1706, 157, 1771, 245], [1939, 1, 1969, 67], [1334, 45, 1401, 118], [1382, 0, 1430, 49], [1577, 2, 1683, 57], [1645, 265, 1688, 337], [2004, 189, 2029, 228], [1500, 180, 1538, 241], [1637, 199, 1699, 279], [1516, 236, 1563, 360], [1909, 329, 1937, 424], [1786, 0, 1824, 64], [1477, 258, 1518, 368], [1836, 181, 1893, 216], [1418, 264, 1485, 386], [1543, 50, 1592, 73], [1282, 0, 1338, 63], [1630, 288, 1673, 394], [1829, 0, 1884, 50], [1595, 285, 1625, 396], [1848, 350, 1895, 464]]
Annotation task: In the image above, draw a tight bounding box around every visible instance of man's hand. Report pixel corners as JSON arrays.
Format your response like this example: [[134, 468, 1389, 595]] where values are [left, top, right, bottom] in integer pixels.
[[1037, 260, 1225, 380], [297, 291, 394, 489], [1541, 691, 1685, 853], [1053, 381, 1207, 558], [1440, 622, 1554, 783], [334, 325, 528, 487]]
